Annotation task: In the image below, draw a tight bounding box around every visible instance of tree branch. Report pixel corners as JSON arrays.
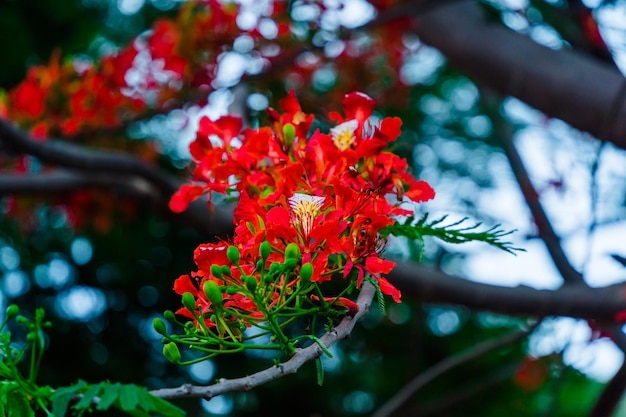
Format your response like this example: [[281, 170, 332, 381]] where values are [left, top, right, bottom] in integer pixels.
[[388, 261, 626, 320], [0, 119, 234, 237], [488, 101, 585, 285], [409, 0, 626, 150], [0, 171, 153, 196], [371, 324, 536, 417], [0, 118, 176, 197], [149, 282, 375, 401]]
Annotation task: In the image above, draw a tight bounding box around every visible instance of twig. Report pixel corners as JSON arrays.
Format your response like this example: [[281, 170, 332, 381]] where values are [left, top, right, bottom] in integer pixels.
[[388, 261, 626, 321], [404, 363, 519, 416], [487, 97, 584, 285], [149, 282, 375, 401], [371, 323, 538, 417]]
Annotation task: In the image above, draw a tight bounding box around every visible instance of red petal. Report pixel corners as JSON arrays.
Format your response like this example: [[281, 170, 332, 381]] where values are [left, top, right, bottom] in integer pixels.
[[279, 89, 302, 114], [173, 274, 197, 295], [378, 277, 401, 303], [342, 92, 376, 125], [378, 117, 402, 142], [365, 256, 396, 275], [194, 243, 229, 271], [169, 184, 205, 213], [198, 115, 242, 144], [405, 180, 436, 203]]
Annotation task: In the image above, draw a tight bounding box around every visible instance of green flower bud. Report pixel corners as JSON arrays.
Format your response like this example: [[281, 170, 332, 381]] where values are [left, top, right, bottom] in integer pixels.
[[182, 292, 197, 313], [269, 262, 281, 274], [284, 257, 297, 270], [210, 264, 223, 279], [299, 263, 313, 285], [203, 281, 223, 306], [283, 123, 296, 145], [5, 304, 19, 321], [221, 265, 232, 277], [225, 287, 238, 295], [256, 259, 265, 271], [163, 310, 176, 323], [285, 243, 301, 260], [153, 318, 168, 336], [163, 342, 181, 364], [260, 241, 271, 260], [227, 246, 240, 264], [263, 273, 274, 284], [245, 276, 257, 293]]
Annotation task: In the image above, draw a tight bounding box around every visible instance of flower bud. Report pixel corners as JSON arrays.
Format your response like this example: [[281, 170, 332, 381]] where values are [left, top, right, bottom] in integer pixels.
[[269, 262, 281, 274], [225, 287, 238, 295], [153, 318, 168, 336], [221, 265, 232, 277], [284, 257, 297, 270], [210, 264, 223, 279], [163, 310, 176, 322], [163, 342, 181, 364], [299, 263, 313, 285], [260, 241, 271, 260], [181, 292, 197, 313], [285, 243, 300, 260], [203, 281, 223, 306], [227, 246, 240, 264], [283, 123, 296, 145], [245, 276, 257, 293], [5, 304, 19, 321]]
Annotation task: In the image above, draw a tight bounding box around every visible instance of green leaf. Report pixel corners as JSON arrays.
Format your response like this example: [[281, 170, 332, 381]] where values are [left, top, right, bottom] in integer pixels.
[[381, 213, 523, 254], [96, 383, 119, 411], [51, 381, 88, 417], [118, 384, 140, 412], [6, 391, 34, 417], [144, 395, 186, 417], [74, 382, 103, 410]]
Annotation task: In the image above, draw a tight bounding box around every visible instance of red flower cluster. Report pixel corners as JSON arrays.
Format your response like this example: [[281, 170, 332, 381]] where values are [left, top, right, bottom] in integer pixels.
[[171, 91, 434, 336]]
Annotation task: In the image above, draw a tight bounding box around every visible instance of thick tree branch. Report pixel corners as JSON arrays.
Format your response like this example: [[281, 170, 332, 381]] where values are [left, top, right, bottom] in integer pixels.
[[149, 282, 375, 401], [0, 120, 234, 237], [0, 171, 152, 196], [409, 0, 626, 150], [388, 262, 626, 320], [0, 118, 175, 196]]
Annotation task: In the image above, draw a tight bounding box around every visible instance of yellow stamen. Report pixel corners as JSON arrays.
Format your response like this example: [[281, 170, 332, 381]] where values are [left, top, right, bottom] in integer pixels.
[[288, 194, 325, 240], [331, 120, 358, 151]]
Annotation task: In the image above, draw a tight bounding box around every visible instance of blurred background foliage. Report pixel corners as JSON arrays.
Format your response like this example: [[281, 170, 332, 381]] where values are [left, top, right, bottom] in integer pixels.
[[1, 0, 624, 416]]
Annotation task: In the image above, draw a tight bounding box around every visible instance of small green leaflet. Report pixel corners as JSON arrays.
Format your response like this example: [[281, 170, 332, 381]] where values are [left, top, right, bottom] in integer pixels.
[[381, 213, 523, 256], [49, 381, 185, 417]]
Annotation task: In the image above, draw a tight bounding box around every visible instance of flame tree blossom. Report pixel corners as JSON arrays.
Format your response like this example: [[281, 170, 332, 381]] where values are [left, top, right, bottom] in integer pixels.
[[160, 90, 437, 363]]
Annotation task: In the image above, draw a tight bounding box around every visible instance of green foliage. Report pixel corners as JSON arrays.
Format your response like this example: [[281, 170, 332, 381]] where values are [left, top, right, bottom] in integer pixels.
[[383, 213, 523, 258], [0, 305, 184, 417], [50, 381, 185, 417]]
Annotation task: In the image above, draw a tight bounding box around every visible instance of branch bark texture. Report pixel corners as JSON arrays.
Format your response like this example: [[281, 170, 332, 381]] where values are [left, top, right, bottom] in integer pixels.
[[409, 0, 626, 149]]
